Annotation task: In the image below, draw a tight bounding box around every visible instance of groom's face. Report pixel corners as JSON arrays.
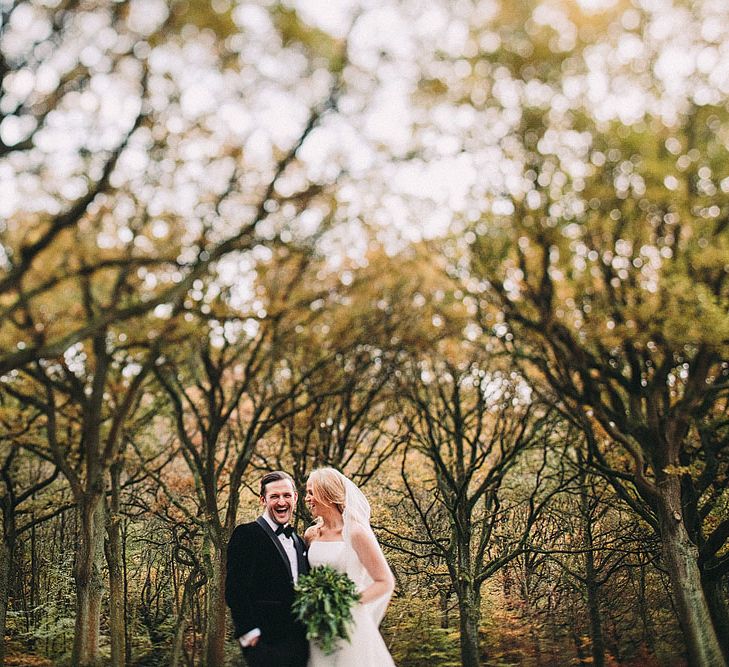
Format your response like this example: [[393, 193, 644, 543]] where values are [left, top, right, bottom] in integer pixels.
[[261, 479, 297, 525]]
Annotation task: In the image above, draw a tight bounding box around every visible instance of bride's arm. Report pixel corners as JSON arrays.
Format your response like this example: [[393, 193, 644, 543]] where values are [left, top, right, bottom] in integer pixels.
[[350, 524, 395, 604]]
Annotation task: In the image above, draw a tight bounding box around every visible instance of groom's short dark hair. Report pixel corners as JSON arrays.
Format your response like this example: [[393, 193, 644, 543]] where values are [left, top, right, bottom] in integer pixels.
[[260, 470, 295, 497]]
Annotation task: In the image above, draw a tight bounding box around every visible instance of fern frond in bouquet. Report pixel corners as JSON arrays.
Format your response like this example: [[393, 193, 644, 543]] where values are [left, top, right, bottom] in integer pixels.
[[292, 565, 360, 655]]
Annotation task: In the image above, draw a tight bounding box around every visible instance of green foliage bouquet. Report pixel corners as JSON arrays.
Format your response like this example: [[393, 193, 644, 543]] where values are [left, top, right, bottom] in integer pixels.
[[292, 565, 361, 655]]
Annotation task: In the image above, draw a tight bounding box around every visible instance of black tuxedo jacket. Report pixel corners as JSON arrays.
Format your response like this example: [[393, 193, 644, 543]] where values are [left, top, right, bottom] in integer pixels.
[[225, 517, 309, 643]]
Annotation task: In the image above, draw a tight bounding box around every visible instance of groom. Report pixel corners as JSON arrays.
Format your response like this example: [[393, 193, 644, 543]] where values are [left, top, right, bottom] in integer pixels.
[[225, 470, 309, 667]]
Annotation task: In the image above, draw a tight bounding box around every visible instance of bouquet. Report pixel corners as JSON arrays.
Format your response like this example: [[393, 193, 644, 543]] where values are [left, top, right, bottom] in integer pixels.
[[292, 565, 361, 655]]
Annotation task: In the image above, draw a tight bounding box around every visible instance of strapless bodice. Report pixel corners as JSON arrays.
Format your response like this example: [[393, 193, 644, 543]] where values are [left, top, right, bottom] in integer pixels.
[[307, 540, 346, 572]]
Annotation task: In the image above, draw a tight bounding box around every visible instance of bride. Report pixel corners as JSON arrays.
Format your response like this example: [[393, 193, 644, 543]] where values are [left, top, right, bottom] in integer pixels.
[[304, 467, 396, 667]]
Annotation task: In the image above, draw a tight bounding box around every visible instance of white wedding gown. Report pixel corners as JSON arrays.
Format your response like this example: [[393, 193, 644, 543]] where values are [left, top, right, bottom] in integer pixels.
[[307, 541, 396, 667]]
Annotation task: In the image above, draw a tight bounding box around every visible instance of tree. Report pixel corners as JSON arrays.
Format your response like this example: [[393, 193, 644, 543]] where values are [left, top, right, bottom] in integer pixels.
[[0, 0, 346, 375], [539, 447, 663, 666], [393, 343, 570, 667], [259, 246, 445, 516], [0, 397, 64, 667], [3, 327, 160, 666], [462, 105, 729, 665], [690, 398, 729, 656]]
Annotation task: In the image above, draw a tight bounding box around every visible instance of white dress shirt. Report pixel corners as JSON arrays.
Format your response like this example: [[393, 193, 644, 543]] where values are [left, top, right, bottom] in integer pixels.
[[239, 512, 299, 648], [262, 511, 299, 581]]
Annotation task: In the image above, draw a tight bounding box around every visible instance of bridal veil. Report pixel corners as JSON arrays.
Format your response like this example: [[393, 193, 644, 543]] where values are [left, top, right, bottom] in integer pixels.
[[338, 472, 393, 625]]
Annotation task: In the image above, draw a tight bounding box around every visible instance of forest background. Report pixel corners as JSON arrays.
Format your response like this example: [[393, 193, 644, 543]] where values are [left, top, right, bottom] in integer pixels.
[[1, 0, 728, 666]]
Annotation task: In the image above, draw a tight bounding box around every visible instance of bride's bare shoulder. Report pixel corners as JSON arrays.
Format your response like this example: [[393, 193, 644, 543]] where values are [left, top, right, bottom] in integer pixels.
[[303, 525, 318, 545]]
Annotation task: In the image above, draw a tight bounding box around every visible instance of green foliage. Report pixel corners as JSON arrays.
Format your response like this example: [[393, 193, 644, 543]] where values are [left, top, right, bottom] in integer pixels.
[[292, 565, 360, 655], [390, 625, 461, 667], [383, 594, 461, 667]]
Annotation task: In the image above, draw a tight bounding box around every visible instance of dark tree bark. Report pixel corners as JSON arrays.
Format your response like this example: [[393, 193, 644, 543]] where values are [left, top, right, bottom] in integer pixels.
[[654, 474, 723, 667], [0, 505, 12, 667], [105, 460, 126, 667], [456, 583, 482, 667], [638, 558, 657, 656], [702, 575, 729, 662], [582, 505, 605, 667], [202, 544, 227, 667], [72, 494, 106, 667]]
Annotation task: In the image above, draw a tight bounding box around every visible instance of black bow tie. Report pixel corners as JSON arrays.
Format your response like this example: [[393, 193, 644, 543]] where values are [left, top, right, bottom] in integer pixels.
[[275, 524, 294, 538]]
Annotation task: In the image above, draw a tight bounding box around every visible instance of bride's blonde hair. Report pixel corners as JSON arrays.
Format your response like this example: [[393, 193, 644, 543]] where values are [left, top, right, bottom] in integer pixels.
[[309, 468, 346, 525]]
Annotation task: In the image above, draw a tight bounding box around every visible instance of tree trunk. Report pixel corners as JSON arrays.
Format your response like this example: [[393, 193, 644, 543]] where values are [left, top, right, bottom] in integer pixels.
[[123, 519, 132, 667], [587, 576, 605, 667], [521, 567, 542, 667], [456, 585, 481, 667], [72, 494, 106, 667], [570, 619, 588, 665], [702, 574, 729, 661], [656, 478, 727, 667], [204, 542, 227, 667], [105, 461, 126, 667], [171, 574, 196, 667], [581, 482, 605, 667], [638, 560, 656, 656], [170, 615, 189, 667], [29, 517, 37, 647], [440, 589, 450, 629], [585, 563, 605, 667], [0, 531, 11, 667]]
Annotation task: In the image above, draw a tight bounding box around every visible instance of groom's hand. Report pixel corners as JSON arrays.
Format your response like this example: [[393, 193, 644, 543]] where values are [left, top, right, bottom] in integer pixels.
[[239, 628, 261, 648]]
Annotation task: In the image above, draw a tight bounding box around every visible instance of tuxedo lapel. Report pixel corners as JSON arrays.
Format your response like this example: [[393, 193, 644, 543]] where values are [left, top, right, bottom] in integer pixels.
[[256, 516, 293, 581]]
